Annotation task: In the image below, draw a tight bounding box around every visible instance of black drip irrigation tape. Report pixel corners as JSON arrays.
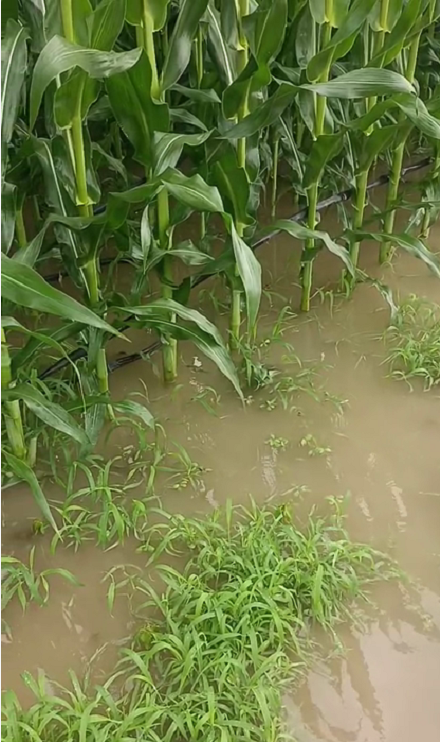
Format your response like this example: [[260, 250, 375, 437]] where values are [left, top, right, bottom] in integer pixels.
[[39, 157, 431, 380]]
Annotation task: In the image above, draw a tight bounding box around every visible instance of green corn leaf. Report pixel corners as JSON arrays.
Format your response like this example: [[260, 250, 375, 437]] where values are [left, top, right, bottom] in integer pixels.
[[1, 19, 29, 149], [1, 316, 78, 375], [224, 217, 262, 334], [353, 124, 400, 174], [107, 51, 169, 169], [171, 84, 221, 103], [371, 0, 423, 68], [351, 231, 440, 277], [309, 0, 326, 24], [126, 298, 225, 346], [296, 6, 316, 69], [303, 133, 344, 189], [152, 131, 211, 176], [160, 170, 224, 213], [347, 94, 440, 139], [169, 241, 213, 266], [30, 35, 142, 127], [9, 321, 84, 374], [260, 220, 354, 275], [244, 0, 288, 67], [1, 256, 124, 337], [304, 69, 414, 98], [369, 0, 403, 33], [210, 146, 251, 226], [90, 0, 127, 50], [111, 399, 155, 428], [1, 181, 16, 254], [160, 0, 209, 92], [222, 58, 271, 120], [120, 300, 242, 397], [394, 94, 440, 139], [6, 384, 89, 446], [329, 0, 351, 27], [223, 83, 298, 139], [169, 107, 208, 131], [4, 453, 58, 531], [307, 0, 377, 81], [12, 227, 46, 267], [206, 2, 235, 86], [126, 0, 170, 30]]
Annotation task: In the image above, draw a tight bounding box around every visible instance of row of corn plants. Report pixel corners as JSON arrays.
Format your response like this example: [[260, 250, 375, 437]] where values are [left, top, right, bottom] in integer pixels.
[[2, 0, 440, 517]]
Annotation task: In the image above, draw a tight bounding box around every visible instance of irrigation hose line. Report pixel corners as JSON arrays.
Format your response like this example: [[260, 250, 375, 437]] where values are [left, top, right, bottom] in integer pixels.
[[39, 157, 430, 380]]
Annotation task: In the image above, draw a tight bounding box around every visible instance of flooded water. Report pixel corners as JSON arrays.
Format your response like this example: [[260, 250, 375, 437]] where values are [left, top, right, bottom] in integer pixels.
[[2, 187, 440, 739]]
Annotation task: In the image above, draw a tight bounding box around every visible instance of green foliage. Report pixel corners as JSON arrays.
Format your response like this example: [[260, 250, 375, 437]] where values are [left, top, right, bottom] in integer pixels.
[[2, 500, 400, 741], [1, 0, 440, 505], [384, 295, 440, 389]]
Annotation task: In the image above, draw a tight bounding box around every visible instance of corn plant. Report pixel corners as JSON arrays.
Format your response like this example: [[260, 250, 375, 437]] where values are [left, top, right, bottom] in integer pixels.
[[2, 0, 440, 513]]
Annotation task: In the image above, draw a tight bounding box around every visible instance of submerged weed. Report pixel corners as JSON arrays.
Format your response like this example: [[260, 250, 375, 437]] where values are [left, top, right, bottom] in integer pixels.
[[299, 433, 332, 457], [1, 549, 79, 638], [384, 295, 440, 390], [3, 501, 400, 741]]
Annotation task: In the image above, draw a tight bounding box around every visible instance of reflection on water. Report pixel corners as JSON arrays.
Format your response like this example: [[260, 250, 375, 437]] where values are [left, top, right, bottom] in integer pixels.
[[286, 601, 440, 742], [2, 195, 439, 736]]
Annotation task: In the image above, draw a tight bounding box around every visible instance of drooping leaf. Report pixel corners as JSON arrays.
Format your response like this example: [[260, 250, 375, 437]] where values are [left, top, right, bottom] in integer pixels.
[[1, 256, 124, 336], [112, 399, 155, 428], [224, 217, 262, 333], [303, 133, 344, 189], [210, 146, 251, 226], [351, 231, 440, 277], [171, 84, 221, 103], [160, 0, 209, 92], [169, 107, 208, 131], [1, 316, 77, 373], [261, 220, 355, 275], [304, 68, 414, 99], [6, 384, 89, 446], [1, 19, 29, 149], [152, 131, 211, 176], [120, 299, 242, 397], [223, 83, 298, 139], [395, 93, 440, 140], [160, 170, 224, 213], [126, 298, 225, 346], [3, 453, 58, 531], [106, 51, 169, 168], [30, 35, 142, 127]]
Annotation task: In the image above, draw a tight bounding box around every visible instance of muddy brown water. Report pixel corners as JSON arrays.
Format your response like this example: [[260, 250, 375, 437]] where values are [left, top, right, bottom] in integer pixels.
[[2, 188, 440, 740]]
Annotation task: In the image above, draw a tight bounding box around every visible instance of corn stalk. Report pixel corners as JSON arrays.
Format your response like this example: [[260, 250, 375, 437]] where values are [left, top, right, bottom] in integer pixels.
[[59, 0, 110, 400], [230, 0, 250, 347], [300, 6, 332, 312], [1, 329, 26, 461]]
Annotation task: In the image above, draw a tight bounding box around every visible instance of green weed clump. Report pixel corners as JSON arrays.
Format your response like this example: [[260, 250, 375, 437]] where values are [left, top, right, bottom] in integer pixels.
[[384, 295, 440, 389], [2, 500, 399, 742]]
